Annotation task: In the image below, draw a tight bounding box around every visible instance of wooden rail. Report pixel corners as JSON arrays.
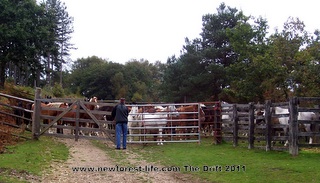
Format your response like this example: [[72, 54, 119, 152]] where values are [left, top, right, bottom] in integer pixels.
[[221, 97, 320, 156]]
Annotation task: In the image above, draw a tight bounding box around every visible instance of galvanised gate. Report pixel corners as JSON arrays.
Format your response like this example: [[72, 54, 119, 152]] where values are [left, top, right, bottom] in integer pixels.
[[127, 103, 202, 144]]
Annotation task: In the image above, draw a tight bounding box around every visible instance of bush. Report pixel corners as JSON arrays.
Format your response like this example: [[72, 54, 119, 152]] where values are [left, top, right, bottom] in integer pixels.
[[52, 83, 64, 98]]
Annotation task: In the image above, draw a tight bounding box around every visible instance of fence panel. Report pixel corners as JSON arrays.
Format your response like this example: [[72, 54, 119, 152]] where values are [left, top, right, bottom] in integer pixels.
[[127, 103, 201, 144]]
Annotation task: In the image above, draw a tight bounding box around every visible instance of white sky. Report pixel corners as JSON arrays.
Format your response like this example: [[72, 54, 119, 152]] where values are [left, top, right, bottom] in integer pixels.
[[61, 0, 319, 64]]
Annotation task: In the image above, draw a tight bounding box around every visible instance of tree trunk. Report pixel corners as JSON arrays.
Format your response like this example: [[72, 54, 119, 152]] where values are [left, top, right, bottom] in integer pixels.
[[0, 59, 8, 88], [46, 52, 51, 86]]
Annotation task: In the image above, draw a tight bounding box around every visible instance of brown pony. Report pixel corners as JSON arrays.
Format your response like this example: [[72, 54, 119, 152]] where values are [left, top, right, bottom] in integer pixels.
[[85, 97, 101, 136], [172, 105, 205, 140], [32, 102, 69, 134], [62, 97, 99, 136]]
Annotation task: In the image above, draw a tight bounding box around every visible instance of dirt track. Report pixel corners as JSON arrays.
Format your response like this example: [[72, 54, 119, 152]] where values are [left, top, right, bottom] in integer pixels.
[[41, 138, 205, 183]]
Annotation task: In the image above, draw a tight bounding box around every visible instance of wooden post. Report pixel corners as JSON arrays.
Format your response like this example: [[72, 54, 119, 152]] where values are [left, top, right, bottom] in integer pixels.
[[248, 102, 255, 149], [233, 104, 238, 147], [75, 100, 80, 141], [314, 104, 320, 143], [289, 97, 299, 156], [265, 100, 272, 151], [32, 88, 41, 140]]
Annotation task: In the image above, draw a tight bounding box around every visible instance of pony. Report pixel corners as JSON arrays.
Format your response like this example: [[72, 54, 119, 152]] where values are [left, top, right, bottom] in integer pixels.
[[24, 102, 33, 128], [127, 106, 141, 142], [96, 104, 114, 130], [173, 104, 205, 139], [275, 107, 317, 146], [221, 101, 233, 128], [297, 111, 317, 144], [144, 105, 179, 145], [131, 105, 179, 145], [63, 97, 99, 136], [14, 101, 24, 126], [32, 102, 69, 134], [85, 97, 101, 136], [12, 101, 32, 129]]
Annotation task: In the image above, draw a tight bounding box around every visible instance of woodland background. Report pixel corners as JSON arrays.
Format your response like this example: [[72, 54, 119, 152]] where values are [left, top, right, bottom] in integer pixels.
[[1, 0, 320, 103]]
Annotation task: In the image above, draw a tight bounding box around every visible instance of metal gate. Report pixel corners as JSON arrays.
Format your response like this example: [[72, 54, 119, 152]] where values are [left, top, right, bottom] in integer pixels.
[[127, 103, 201, 144]]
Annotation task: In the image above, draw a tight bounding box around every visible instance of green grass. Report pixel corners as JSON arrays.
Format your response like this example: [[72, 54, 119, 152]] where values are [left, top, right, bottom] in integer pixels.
[[0, 137, 69, 183], [1, 136, 319, 183], [124, 139, 320, 183]]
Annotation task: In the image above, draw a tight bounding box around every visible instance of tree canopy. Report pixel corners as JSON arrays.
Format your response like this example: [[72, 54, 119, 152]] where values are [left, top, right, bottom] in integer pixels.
[[0, 0, 74, 88], [2, 2, 320, 103]]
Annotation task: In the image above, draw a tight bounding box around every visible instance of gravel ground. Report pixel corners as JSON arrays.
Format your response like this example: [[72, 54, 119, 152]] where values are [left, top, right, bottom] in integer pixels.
[[40, 138, 206, 183]]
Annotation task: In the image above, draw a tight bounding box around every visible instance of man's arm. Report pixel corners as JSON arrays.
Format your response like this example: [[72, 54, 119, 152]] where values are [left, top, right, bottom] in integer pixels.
[[111, 105, 117, 120]]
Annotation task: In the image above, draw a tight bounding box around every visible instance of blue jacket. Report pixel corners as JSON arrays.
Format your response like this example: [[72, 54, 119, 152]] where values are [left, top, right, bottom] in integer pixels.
[[111, 104, 129, 123]]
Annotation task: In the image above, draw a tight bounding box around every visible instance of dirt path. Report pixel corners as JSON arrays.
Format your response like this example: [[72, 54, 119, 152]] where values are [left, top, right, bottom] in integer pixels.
[[41, 138, 204, 183]]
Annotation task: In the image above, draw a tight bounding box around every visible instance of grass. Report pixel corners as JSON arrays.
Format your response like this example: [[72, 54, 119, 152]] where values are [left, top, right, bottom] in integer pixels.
[[106, 138, 320, 183], [0, 136, 319, 183], [0, 136, 69, 183]]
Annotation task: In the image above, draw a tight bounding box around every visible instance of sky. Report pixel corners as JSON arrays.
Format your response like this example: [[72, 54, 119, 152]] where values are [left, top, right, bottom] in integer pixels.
[[60, 0, 319, 64]]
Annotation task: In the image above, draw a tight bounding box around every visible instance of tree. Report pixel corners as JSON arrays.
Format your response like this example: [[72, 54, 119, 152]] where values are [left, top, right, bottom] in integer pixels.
[[290, 29, 320, 97], [223, 16, 269, 103], [66, 56, 124, 99], [161, 3, 263, 103], [0, 0, 45, 88], [165, 39, 213, 102], [123, 59, 160, 102], [200, 3, 245, 67], [40, 0, 74, 86], [0, 0, 74, 88], [263, 17, 310, 101], [160, 56, 185, 102], [110, 72, 127, 100]]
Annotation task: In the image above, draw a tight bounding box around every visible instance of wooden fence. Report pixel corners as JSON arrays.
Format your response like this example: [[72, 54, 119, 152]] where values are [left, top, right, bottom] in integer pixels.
[[221, 97, 320, 155], [32, 88, 117, 142], [1, 89, 319, 155], [0, 92, 34, 139]]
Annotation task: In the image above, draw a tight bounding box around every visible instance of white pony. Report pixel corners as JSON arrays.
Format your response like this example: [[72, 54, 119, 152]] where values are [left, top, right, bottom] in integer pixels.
[[87, 96, 100, 136], [143, 105, 179, 145], [298, 111, 316, 144], [128, 106, 141, 142], [275, 107, 316, 146], [221, 101, 233, 128], [275, 107, 290, 146], [130, 105, 179, 145]]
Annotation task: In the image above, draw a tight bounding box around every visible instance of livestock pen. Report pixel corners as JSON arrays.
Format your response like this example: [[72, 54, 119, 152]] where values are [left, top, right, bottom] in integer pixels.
[[2, 87, 319, 156], [31, 89, 205, 145], [220, 97, 320, 155], [126, 103, 203, 144]]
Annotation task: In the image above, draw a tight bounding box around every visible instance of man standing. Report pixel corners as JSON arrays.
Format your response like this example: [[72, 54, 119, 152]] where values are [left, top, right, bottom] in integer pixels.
[[111, 98, 129, 150]]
